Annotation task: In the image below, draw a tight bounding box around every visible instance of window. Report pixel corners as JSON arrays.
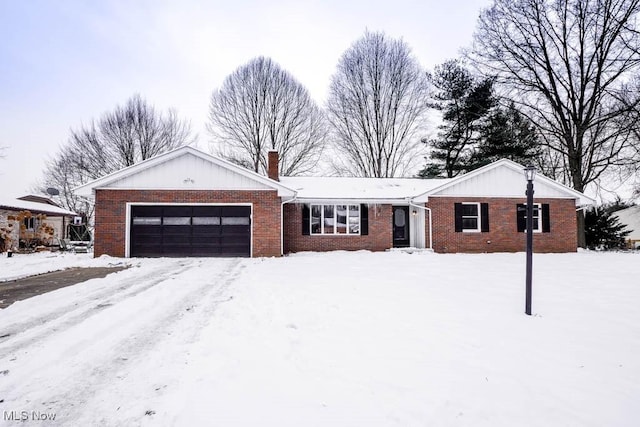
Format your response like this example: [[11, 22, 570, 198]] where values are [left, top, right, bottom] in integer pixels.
[[516, 203, 550, 233], [522, 203, 542, 232], [23, 217, 39, 231], [221, 217, 250, 225], [454, 202, 489, 233], [529, 204, 541, 232], [460, 203, 480, 232], [311, 204, 360, 235], [163, 217, 191, 226], [132, 217, 161, 225]]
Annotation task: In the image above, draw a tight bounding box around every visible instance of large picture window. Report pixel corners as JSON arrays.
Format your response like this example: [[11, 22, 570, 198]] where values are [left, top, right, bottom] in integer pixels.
[[311, 204, 360, 235]]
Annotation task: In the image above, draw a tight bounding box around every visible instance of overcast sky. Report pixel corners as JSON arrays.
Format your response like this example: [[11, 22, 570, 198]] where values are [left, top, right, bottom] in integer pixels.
[[0, 0, 491, 198]]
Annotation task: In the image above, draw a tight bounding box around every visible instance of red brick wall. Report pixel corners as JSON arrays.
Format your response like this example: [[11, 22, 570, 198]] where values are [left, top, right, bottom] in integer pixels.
[[425, 197, 577, 253], [283, 203, 392, 253], [94, 190, 282, 258]]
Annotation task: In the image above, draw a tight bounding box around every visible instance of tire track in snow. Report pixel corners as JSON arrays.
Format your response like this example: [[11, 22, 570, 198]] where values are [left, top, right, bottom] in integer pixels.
[[0, 259, 197, 356], [0, 258, 245, 426]]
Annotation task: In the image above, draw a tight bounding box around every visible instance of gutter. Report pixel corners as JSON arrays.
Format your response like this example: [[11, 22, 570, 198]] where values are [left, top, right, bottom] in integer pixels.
[[281, 195, 298, 256], [408, 201, 433, 251]]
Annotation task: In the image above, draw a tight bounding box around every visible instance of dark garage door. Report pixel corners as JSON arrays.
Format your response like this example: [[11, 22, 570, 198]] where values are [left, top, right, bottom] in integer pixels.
[[130, 205, 251, 257]]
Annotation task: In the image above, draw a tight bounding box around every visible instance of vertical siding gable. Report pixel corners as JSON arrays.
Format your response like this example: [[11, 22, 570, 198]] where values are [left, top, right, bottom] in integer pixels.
[[104, 153, 271, 190], [432, 166, 572, 199]]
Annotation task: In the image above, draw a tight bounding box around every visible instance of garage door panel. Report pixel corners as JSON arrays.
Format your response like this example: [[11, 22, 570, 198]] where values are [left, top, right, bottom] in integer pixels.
[[163, 206, 192, 216], [134, 206, 163, 217], [221, 206, 251, 217], [130, 205, 251, 257], [192, 206, 221, 216]]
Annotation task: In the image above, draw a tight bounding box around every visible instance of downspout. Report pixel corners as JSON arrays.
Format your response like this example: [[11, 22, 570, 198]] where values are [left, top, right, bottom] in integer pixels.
[[281, 195, 298, 256], [408, 200, 433, 251]]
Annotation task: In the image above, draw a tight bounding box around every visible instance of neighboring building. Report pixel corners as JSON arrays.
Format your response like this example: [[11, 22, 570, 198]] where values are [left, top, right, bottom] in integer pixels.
[[74, 146, 594, 258], [612, 205, 640, 249], [0, 196, 77, 251]]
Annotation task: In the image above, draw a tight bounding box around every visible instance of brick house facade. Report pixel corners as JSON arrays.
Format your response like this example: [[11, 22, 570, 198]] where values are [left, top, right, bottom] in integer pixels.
[[425, 197, 577, 253], [75, 146, 593, 258], [283, 203, 393, 254], [94, 189, 282, 258]]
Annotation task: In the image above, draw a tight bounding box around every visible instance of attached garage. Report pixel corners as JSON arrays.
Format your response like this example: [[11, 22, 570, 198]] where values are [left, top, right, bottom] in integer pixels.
[[74, 146, 295, 258], [129, 205, 251, 257]]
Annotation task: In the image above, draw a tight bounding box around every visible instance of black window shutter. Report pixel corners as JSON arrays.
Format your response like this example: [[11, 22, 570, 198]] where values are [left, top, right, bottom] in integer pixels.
[[360, 204, 368, 235], [302, 204, 310, 235], [481, 203, 490, 232], [454, 203, 463, 232], [516, 204, 526, 232], [542, 203, 551, 233]]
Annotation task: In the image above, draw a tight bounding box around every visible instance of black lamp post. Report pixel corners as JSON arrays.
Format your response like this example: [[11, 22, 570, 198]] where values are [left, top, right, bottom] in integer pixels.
[[524, 165, 536, 316]]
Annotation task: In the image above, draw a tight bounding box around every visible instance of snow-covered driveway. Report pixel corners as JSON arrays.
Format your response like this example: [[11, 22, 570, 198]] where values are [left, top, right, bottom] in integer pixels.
[[0, 257, 245, 426], [1, 250, 639, 427]]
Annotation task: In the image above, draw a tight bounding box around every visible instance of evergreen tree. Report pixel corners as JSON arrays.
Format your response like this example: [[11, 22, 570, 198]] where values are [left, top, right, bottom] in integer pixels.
[[585, 202, 632, 250], [421, 60, 494, 178], [474, 103, 541, 167]]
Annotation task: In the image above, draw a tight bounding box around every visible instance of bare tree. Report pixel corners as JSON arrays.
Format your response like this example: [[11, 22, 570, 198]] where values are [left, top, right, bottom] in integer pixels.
[[472, 0, 640, 246], [41, 94, 193, 214], [326, 31, 430, 177], [208, 57, 327, 176]]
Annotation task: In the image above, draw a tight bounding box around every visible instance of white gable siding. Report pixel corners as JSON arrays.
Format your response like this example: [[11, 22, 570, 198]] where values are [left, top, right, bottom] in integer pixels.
[[432, 166, 571, 199], [104, 153, 271, 191], [613, 206, 640, 241]]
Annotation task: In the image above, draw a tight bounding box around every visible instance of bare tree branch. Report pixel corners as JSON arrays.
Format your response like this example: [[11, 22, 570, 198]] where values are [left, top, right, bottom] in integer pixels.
[[471, 0, 640, 246], [40, 94, 193, 215], [326, 31, 430, 177], [472, 0, 640, 192], [208, 57, 327, 176]]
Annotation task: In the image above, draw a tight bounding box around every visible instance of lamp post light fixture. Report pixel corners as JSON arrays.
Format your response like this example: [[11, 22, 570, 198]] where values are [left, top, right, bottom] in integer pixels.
[[524, 164, 536, 315]]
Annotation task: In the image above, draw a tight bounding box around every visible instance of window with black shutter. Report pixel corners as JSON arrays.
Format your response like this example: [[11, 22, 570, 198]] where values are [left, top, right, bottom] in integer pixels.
[[517, 203, 550, 233], [304, 204, 362, 235], [455, 202, 488, 232]]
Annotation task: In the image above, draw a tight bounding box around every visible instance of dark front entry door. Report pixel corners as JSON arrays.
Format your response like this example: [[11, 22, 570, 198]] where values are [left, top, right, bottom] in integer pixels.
[[392, 206, 410, 248]]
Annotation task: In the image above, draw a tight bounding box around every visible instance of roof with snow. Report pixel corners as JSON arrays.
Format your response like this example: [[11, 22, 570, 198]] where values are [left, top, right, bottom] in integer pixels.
[[279, 176, 451, 202], [281, 159, 594, 206], [71, 146, 594, 206], [0, 197, 77, 216]]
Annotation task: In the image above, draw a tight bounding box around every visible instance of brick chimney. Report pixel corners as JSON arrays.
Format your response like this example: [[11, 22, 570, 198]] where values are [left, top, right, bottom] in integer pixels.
[[267, 150, 279, 181]]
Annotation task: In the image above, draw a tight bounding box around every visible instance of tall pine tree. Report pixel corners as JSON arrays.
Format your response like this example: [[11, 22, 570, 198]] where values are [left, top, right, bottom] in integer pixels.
[[421, 60, 494, 178], [474, 103, 541, 167]]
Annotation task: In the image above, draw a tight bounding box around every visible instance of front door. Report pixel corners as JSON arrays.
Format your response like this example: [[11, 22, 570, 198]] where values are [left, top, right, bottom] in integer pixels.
[[392, 206, 410, 247]]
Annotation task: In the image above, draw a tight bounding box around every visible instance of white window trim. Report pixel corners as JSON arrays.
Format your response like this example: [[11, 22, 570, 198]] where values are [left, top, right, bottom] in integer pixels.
[[310, 204, 361, 236], [461, 202, 481, 233], [525, 203, 542, 233], [23, 217, 39, 231]]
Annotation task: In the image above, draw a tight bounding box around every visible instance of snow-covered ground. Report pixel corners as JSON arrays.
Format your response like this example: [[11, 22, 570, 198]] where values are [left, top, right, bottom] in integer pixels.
[[0, 250, 639, 426], [0, 251, 128, 282]]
